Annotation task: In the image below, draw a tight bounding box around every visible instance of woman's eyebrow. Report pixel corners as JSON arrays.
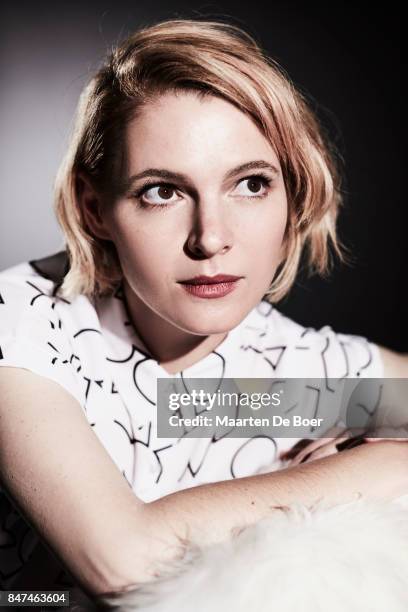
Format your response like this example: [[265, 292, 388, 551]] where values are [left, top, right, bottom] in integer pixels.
[[123, 160, 279, 191], [224, 160, 280, 179]]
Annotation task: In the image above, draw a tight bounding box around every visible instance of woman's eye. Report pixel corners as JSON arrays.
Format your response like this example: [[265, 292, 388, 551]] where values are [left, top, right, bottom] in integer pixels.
[[233, 176, 271, 197], [140, 184, 179, 205]]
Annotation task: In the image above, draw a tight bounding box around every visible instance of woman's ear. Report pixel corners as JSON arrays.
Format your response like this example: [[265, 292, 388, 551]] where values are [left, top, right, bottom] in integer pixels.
[[77, 172, 112, 241]]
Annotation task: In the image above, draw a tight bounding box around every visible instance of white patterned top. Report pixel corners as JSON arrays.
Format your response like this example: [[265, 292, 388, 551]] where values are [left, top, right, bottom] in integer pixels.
[[0, 252, 384, 588]]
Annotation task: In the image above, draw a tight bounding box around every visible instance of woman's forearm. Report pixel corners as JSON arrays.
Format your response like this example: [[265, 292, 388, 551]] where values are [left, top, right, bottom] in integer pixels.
[[114, 441, 408, 593]]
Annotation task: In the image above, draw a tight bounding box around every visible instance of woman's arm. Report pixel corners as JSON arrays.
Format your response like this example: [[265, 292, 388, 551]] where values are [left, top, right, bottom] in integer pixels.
[[1, 367, 407, 600], [378, 345, 408, 377], [0, 367, 146, 595], [142, 439, 407, 548]]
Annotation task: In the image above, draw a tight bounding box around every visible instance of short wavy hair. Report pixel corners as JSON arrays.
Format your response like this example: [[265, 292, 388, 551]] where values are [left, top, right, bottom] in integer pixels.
[[54, 18, 345, 302]]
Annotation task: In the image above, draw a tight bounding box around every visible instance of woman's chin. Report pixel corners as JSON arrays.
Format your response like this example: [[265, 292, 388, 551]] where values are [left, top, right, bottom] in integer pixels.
[[172, 307, 249, 337]]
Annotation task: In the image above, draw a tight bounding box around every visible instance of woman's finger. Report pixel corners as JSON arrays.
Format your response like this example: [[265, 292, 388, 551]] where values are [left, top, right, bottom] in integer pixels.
[[278, 439, 313, 460], [289, 435, 351, 466], [280, 425, 348, 464], [283, 438, 330, 465], [296, 440, 342, 464], [291, 432, 370, 466], [287, 428, 352, 466]]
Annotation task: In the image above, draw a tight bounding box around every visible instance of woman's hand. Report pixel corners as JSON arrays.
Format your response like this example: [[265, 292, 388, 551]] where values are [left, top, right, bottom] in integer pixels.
[[281, 425, 408, 466], [279, 425, 353, 466]]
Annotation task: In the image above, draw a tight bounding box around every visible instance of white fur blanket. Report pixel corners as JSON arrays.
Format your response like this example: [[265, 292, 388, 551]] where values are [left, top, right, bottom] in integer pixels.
[[90, 494, 408, 612]]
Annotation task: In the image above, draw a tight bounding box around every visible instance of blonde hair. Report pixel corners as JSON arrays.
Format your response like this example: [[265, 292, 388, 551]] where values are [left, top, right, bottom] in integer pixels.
[[54, 18, 345, 302]]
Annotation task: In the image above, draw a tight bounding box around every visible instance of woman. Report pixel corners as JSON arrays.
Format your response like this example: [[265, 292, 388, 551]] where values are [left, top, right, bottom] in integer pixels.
[[0, 18, 407, 602]]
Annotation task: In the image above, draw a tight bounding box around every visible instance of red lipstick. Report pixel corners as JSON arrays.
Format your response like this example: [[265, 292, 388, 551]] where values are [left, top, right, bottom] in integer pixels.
[[178, 274, 243, 299]]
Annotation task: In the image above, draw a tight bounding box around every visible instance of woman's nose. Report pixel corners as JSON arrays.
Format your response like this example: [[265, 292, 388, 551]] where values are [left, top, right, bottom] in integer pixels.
[[185, 201, 234, 259]]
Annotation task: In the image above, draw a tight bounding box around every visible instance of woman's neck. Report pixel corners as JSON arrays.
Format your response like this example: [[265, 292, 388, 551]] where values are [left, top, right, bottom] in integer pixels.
[[122, 281, 227, 375]]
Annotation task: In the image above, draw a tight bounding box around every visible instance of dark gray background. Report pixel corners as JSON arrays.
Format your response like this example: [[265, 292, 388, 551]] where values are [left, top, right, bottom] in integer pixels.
[[1, 1, 405, 350]]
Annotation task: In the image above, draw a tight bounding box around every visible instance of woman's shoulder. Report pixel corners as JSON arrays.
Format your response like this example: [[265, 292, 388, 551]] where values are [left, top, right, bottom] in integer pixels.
[[0, 254, 98, 407], [241, 301, 384, 378], [1, 250, 71, 299], [0, 252, 94, 321], [0, 259, 58, 336], [0, 258, 53, 296]]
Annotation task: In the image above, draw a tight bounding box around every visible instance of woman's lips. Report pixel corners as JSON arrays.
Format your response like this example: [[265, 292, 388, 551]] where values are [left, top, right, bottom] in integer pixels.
[[178, 276, 243, 299]]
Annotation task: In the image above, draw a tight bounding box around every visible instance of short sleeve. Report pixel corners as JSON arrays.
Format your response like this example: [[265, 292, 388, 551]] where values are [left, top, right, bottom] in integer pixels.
[[263, 307, 385, 379], [318, 325, 385, 379], [0, 272, 84, 407]]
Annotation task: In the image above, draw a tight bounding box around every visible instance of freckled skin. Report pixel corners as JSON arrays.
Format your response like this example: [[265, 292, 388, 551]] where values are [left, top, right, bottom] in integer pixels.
[[87, 91, 288, 369]]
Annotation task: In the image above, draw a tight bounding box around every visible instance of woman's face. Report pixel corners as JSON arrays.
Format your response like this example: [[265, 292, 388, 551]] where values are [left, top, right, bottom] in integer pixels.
[[103, 91, 288, 336]]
